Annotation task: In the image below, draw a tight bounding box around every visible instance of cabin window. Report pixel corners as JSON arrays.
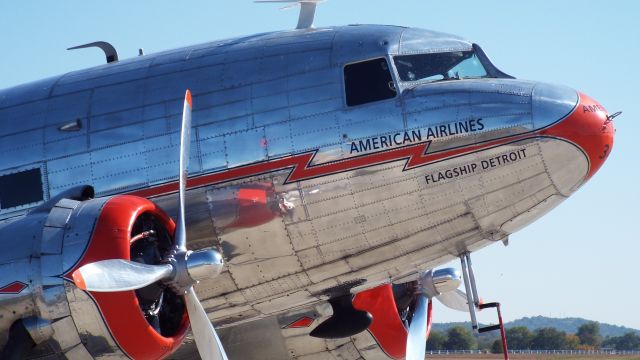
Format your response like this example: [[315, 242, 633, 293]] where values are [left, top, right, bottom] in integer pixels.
[[394, 51, 488, 82], [344, 58, 397, 106], [0, 168, 44, 209]]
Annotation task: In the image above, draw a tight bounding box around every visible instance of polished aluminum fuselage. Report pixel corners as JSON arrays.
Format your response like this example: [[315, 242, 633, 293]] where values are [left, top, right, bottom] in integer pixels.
[[0, 25, 594, 357]]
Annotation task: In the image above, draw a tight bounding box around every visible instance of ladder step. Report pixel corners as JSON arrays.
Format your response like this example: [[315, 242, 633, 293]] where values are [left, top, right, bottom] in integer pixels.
[[479, 302, 499, 310], [479, 324, 501, 333]]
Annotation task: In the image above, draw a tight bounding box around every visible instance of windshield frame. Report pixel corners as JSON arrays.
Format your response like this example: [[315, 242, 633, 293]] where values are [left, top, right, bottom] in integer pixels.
[[391, 45, 513, 85], [472, 43, 514, 79]]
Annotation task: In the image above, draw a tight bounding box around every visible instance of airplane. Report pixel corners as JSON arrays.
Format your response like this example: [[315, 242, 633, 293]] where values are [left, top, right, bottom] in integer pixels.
[[0, 1, 616, 359]]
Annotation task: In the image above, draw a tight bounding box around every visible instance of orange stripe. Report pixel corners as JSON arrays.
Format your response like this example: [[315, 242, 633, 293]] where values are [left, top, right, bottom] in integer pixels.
[[72, 270, 87, 290], [185, 89, 192, 107]]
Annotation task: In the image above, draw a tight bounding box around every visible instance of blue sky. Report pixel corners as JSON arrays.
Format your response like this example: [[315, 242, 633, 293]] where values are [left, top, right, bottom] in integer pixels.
[[1, 1, 639, 329]]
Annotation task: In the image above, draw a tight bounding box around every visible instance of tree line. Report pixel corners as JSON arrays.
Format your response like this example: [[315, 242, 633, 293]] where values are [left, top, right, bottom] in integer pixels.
[[426, 322, 640, 352]]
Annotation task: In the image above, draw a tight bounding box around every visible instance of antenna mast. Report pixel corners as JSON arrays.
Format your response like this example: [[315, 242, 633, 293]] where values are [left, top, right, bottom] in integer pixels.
[[255, 0, 325, 29]]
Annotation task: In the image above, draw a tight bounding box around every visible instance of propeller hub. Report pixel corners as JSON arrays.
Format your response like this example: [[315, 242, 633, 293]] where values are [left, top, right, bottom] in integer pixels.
[[166, 249, 224, 292], [186, 249, 224, 283]]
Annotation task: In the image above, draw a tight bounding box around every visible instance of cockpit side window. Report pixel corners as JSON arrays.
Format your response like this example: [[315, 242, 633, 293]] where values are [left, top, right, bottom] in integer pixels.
[[394, 51, 488, 83], [344, 58, 397, 107], [0, 168, 43, 210]]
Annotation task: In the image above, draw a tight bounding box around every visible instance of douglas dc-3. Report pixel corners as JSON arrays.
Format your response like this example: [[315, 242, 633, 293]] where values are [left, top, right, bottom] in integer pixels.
[[0, 1, 616, 359]]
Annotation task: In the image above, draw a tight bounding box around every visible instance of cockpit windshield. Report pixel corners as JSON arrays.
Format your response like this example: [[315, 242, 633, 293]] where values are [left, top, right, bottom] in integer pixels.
[[393, 51, 489, 82]]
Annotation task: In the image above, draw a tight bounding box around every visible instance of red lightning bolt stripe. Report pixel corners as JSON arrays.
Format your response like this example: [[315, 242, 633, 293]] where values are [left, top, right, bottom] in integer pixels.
[[129, 130, 539, 199], [128, 91, 612, 199]]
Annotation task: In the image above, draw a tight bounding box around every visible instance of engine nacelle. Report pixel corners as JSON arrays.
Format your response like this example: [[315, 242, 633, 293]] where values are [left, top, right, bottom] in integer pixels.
[[0, 194, 188, 359]]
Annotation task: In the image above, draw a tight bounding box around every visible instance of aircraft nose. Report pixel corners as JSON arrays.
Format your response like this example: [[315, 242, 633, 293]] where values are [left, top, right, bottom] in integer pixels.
[[541, 91, 615, 181]]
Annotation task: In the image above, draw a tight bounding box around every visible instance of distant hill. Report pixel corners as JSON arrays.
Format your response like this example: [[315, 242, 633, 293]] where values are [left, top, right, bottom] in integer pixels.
[[432, 316, 640, 338]]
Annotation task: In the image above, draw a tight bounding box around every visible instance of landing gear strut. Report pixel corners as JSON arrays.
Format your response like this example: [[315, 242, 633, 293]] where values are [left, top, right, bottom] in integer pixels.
[[459, 252, 510, 360]]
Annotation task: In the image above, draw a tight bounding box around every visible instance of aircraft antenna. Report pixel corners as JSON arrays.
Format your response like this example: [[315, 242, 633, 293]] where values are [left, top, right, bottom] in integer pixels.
[[255, 0, 325, 30], [607, 111, 622, 121], [67, 41, 119, 64]]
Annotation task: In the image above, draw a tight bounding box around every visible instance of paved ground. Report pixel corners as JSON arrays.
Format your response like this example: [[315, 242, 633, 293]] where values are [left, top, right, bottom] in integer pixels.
[[429, 355, 640, 360]]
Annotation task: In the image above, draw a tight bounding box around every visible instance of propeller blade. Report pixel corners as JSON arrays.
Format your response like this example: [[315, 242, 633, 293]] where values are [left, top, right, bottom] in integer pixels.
[[406, 295, 428, 360], [185, 287, 228, 360], [175, 89, 192, 251], [174, 92, 228, 359], [436, 289, 470, 312], [72, 259, 174, 292]]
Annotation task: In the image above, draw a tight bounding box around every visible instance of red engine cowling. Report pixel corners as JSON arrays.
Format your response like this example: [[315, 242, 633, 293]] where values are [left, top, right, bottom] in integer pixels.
[[353, 284, 433, 360], [0, 194, 193, 359], [60, 195, 189, 359]]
